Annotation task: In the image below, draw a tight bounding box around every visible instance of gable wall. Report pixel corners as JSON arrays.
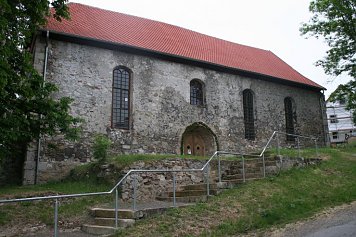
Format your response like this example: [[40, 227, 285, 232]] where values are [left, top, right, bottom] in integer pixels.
[[29, 37, 326, 183]]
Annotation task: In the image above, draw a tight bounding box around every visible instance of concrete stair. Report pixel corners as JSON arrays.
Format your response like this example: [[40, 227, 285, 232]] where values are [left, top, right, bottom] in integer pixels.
[[81, 224, 118, 236], [156, 182, 229, 203], [221, 156, 279, 186], [82, 155, 280, 236], [81, 208, 141, 236]]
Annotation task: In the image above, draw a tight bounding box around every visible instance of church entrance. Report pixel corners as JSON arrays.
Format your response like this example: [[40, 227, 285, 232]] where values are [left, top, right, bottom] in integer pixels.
[[181, 122, 217, 157], [183, 134, 205, 156]]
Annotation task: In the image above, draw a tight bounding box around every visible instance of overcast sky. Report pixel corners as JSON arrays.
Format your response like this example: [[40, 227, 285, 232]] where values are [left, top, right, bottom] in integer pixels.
[[71, 0, 352, 98]]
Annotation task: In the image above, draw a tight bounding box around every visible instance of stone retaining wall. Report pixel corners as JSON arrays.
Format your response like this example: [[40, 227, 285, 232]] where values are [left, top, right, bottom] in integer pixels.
[[106, 156, 321, 202]]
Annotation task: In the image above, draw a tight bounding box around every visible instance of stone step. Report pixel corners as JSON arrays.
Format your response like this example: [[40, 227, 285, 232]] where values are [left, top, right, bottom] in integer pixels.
[[222, 177, 263, 186], [180, 183, 217, 191], [91, 208, 143, 219], [222, 172, 264, 180], [229, 160, 277, 169], [159, 189, 219, 198], [94, 217, 135, 228], [226, 167, 261, 174], [81, 224, 117, 236], [156, 195, 208, 203]]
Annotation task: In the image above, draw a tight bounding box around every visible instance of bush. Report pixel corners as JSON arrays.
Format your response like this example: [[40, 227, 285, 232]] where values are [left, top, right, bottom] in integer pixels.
[[92, 134, 112, 163]]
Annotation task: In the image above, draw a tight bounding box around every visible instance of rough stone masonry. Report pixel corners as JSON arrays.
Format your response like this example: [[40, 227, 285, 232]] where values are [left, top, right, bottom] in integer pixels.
[[23, 35, 327, 184]]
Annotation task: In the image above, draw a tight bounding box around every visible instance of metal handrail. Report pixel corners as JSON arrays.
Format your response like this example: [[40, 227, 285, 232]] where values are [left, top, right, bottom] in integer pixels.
[[0, 131, 319, 236]]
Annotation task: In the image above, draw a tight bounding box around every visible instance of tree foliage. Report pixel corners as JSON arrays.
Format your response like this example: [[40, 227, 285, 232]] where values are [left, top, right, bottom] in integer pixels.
[[0, 0, 80, 156], [328, 80, 356, 124], [300, 0, 356, 78]]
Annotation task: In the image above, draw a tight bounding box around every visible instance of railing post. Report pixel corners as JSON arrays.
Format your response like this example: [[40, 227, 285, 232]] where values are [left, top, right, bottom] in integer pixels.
[[173, 172, 176, 207], [132, 174, 137, 211], [206, 164, 210, 197], [115, 187, 118, 228], [218, 153, 221, 183], [297, 137, 301, 158], [54, 199, 59, 237], [314, 139, 319, 157], [276, 133, 280, 156], [262, 153, 266, 178], [242, 155, 245, 183]]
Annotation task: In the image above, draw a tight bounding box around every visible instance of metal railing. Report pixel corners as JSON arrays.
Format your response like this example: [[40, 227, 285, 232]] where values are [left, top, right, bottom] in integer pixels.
[[0, 131, 319, 236]]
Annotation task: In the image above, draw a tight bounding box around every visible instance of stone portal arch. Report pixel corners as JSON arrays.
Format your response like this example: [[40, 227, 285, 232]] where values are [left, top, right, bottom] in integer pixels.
[[181, 122, 218, 157]]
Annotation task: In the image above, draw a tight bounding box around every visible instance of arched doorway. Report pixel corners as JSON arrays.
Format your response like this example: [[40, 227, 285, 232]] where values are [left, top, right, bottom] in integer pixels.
[[181, 122, 218, 157]]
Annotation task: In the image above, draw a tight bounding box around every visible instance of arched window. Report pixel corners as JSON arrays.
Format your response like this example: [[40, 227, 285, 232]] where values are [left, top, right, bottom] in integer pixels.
[[284, 97, 295, 141], [190, 80, 204, 105], [112, 67, 131, 129], [243, 89, 255, 140]]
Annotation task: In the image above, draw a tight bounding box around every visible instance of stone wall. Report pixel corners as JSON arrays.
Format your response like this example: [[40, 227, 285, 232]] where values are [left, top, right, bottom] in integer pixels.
[[115, 156, 321, 202], [119, 158, 206, 201], [25, 35, 327, 183]]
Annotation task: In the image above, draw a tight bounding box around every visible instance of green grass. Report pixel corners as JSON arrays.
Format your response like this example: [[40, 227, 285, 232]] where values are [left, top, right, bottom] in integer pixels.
[[0, 180, 112, 226], [0, 154, 209, 228], [1, 144, 355, 235], [115, 145, 356, 237]]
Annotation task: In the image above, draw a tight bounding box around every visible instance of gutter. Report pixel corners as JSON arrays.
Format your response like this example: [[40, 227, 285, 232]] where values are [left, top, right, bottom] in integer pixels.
[[35, 30, 50, 184]]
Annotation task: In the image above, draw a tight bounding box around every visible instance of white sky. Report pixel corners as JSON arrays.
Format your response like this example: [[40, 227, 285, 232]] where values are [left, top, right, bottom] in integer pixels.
[[71, 0, 352, 98]]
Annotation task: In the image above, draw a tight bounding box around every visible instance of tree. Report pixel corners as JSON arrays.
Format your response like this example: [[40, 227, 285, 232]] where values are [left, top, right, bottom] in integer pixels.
[[300, 0, 356, 78], [328, 80, 356, 124], [0, 1, 80, 158], [301, 0, 356, 121]]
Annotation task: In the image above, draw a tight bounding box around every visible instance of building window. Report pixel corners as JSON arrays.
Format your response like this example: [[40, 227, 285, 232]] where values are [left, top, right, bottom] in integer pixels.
[[329, 114, 338, 123], [112, 67, 130, 129], [284, 97, 295, 141], [243, 89, 255, 140], [332, 132, 338, 140], [190, 79, 204, 105]]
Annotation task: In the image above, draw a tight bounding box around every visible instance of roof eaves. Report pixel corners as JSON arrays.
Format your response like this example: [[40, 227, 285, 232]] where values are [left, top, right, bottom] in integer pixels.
[[40, 29, 325, 91]]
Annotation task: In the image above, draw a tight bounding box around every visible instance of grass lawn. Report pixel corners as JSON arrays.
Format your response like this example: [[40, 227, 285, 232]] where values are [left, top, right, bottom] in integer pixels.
[[0, 143, 355, 236], [0, 180, 112, 226], [115, 145, 356, 236]]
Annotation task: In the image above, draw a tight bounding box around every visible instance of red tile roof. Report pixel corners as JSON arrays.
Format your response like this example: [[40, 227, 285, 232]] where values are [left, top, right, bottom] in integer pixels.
[[44, 3, 323, 89]]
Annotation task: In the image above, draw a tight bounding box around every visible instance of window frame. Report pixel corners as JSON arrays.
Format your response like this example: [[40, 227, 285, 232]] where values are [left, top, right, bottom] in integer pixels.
[[190, 79, 205, 106], [112, 66, 131, 130], [243, 89, 255, 140], [329, 114, 338, 123], [284, 97, 295, 141], [332, 132, 338, 140]]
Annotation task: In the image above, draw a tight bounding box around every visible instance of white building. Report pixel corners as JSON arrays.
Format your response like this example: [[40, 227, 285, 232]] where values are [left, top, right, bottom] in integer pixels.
[[326, 101, 356, 143]]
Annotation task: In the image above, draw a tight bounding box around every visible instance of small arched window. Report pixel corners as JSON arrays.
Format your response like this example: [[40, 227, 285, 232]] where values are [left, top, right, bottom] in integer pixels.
[[243, 89, 255, 140], [190, 80, 204, 105], [112, 67, 131, 129], [284, 97, 295, 141]]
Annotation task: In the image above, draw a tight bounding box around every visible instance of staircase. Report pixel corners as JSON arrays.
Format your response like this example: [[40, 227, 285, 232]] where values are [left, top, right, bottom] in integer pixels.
[[156, 182, 228, 203], [82, 208, 140, 235], [221, 155, 279, 186], [81, 155, 280, 236]]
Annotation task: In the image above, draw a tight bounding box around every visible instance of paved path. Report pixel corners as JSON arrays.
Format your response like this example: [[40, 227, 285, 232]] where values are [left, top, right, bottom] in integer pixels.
[[267, 201, 356, 237]]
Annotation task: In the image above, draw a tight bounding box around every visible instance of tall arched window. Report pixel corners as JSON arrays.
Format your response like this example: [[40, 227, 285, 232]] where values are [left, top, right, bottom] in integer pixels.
[[190, 79, 204, 105], [112, 67, 131, 129], [284, 97, 295, 141], [243, 89, 255, 140]]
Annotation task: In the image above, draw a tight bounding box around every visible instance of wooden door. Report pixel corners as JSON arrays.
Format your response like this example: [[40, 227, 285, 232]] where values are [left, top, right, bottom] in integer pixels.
[[183, 134, 205, 156]]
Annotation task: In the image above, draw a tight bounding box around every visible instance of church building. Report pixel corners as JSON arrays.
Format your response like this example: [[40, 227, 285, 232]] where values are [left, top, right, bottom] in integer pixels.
[[24, 3, 327, 184]]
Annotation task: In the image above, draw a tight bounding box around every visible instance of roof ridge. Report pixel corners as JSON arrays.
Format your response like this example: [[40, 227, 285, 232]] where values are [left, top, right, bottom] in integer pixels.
[[45, 2, 323, 90]]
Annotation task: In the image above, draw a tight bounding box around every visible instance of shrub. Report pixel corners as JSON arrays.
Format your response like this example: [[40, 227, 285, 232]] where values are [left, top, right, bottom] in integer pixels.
[[92, 134, 112, 163]]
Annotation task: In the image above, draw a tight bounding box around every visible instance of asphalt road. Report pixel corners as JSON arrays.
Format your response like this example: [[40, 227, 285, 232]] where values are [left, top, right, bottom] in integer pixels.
[[268, 201, 356, 237]]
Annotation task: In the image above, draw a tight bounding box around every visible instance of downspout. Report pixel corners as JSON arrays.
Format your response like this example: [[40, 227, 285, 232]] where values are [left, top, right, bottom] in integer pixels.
[[35, 30, 50, 184]]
